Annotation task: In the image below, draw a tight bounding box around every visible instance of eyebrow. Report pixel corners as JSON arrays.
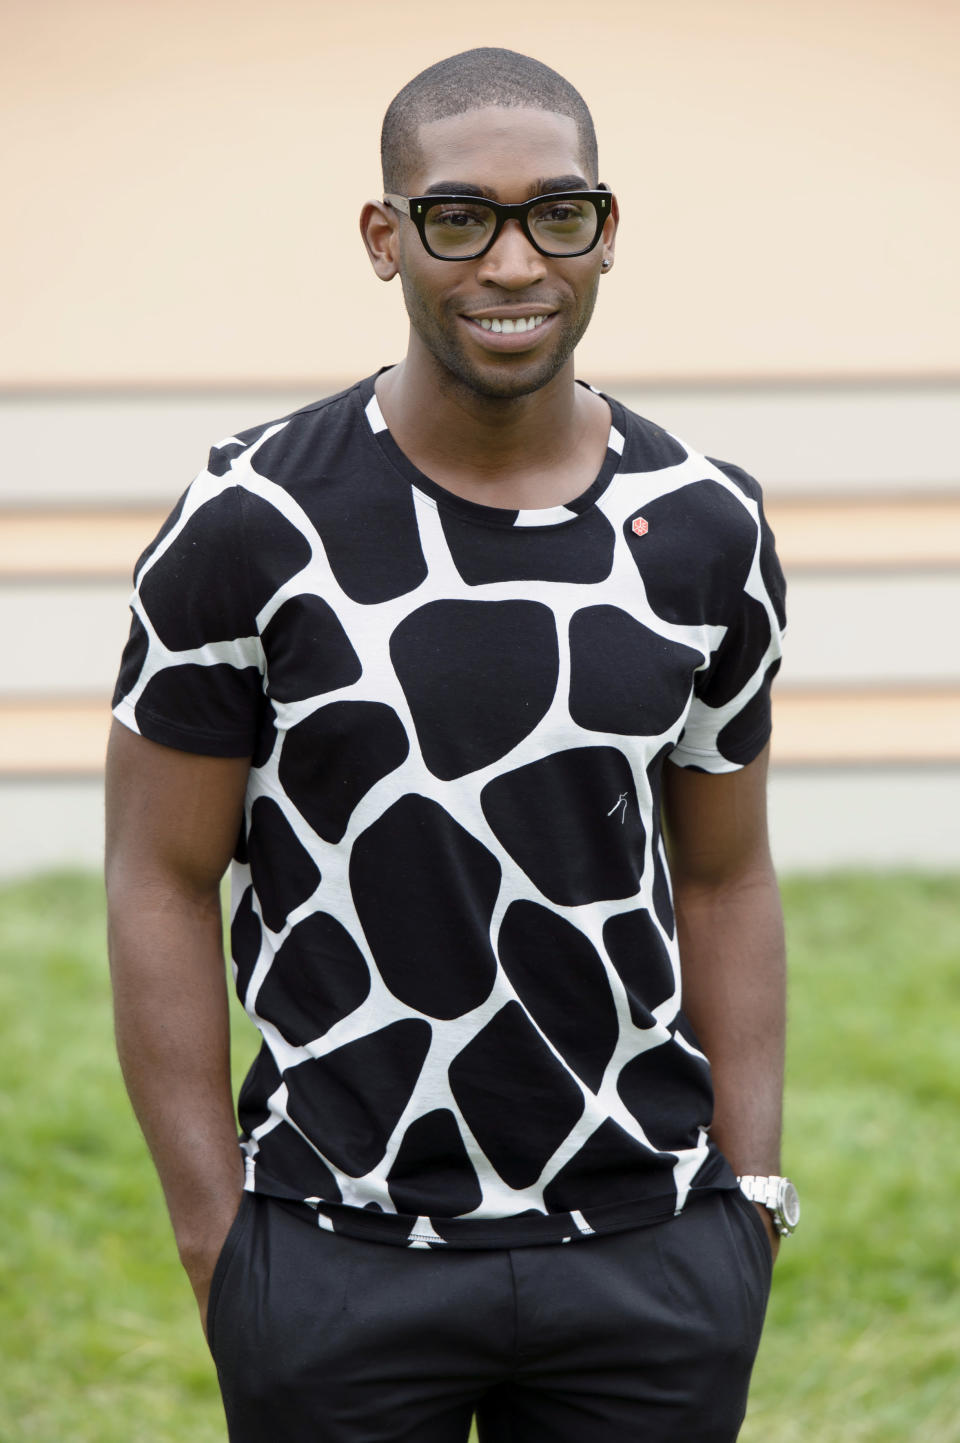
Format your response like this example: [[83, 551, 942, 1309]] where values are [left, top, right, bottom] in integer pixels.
[[420, 174, 591, 200]]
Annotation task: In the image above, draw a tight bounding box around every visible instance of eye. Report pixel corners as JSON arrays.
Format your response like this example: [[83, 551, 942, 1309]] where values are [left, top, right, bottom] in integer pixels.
[[428, 205, 490, 229], [535, 201, 589, 225]]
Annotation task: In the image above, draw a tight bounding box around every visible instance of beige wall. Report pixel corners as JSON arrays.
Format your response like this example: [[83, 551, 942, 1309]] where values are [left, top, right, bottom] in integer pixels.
[[2, 0, 958, 386]]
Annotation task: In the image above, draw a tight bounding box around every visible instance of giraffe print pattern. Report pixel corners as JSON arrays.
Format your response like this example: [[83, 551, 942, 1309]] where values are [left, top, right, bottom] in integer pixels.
[[113, 373, 786, 1249]]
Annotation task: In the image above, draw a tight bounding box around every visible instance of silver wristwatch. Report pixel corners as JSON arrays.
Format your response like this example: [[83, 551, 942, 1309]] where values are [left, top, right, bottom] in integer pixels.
[[737, 1175, 800, 1236]]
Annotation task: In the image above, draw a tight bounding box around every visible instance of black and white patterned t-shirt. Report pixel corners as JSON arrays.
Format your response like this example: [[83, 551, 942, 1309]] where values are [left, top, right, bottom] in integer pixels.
[[113, 372, 786, 1249]]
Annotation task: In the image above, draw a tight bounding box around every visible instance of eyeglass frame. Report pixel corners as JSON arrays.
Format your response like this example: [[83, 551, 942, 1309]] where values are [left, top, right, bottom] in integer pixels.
[[382, 188, 614, 261]]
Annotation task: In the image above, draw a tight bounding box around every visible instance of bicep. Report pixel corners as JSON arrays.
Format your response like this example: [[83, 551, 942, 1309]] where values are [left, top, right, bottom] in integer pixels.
[[661, 743, 773, 888], [105, 720, 250, 899]]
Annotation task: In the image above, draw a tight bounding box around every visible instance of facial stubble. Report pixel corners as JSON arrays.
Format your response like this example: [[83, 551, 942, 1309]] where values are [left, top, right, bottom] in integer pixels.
[[397, 263, 602, 403]]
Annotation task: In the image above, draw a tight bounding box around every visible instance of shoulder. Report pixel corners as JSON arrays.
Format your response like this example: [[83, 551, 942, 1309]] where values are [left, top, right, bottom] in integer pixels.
[[204, 377, 372, 486], [604, 391, 767, 539], [603, 390, 763, 504], [131, 382, 374, 597], [705, 456, 766, 509], [593, 388, 691, 475], [596, 392, 784, 628]]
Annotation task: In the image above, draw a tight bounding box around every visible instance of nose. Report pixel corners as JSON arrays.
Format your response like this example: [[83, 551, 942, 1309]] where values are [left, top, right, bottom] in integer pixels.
[[475, 218, 547, 289]]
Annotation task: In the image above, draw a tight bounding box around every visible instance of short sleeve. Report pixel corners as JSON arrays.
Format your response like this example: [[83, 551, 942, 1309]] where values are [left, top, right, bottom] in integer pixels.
[[111, 459, 266, 757], [669, 462, 787, 773]]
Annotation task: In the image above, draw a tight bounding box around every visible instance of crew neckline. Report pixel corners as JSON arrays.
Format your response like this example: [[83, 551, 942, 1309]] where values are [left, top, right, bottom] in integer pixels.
[[355, 370, 626, 531]]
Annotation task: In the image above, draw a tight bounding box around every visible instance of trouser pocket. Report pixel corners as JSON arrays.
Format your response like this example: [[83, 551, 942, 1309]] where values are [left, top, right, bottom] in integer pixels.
[[206, 1192, 255, 1357], [728, 1185, 776, 1278]]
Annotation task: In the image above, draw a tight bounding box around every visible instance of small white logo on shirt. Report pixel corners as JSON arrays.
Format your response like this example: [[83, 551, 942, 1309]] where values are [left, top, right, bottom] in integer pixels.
[[607, 792, 629, 824]]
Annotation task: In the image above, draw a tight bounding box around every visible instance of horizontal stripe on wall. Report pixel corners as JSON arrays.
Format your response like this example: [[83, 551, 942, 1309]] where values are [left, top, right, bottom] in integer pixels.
[[3, 689, 960, 776]]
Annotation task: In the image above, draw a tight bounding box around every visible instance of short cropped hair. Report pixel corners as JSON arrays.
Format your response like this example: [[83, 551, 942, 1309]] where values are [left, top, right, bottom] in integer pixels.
[[381, 48, 599, 193]]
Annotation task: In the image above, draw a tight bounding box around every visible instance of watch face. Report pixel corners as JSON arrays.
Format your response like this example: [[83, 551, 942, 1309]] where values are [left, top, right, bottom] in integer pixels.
[[779, 1179, 801, 1229]]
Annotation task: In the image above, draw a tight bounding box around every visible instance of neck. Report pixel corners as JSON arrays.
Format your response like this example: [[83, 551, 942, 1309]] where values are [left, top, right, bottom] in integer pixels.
[[376, 333, 606, 501]]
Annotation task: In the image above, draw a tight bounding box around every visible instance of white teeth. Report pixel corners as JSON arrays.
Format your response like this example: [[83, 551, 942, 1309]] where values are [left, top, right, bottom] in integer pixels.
[[473, 315, 548, 333]]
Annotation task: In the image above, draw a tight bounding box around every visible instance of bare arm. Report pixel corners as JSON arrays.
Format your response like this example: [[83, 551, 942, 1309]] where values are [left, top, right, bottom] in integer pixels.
[[661, 742, 786, 1257], [104, 720, 251, 1333]]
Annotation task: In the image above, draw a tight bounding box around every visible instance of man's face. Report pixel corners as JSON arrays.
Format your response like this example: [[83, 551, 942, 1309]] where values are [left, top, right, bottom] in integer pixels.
[[394, 107, 615, 401]]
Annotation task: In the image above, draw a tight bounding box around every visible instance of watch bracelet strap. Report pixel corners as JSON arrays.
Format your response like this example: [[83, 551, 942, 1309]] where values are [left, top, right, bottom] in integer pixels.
[[737, 1173, 797, 1236], [737, 1174, 780, 1211]]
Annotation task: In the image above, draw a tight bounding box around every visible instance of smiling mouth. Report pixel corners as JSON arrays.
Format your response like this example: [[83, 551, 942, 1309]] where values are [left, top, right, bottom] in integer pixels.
[[473, 314, 548, 334]]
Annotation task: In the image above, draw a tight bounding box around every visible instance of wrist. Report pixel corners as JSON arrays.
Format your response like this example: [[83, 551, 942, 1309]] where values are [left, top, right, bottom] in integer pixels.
[[176, 1191, 244, 1281], [169, 1163, 246, 1265]]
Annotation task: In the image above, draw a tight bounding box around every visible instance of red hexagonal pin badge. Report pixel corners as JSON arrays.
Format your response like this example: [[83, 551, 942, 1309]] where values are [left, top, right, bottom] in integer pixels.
[[632, 516, 649, 537]]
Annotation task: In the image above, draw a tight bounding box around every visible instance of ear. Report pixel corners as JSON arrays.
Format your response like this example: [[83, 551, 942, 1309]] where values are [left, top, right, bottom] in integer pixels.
[[360, 200, 400, 281], [599, 186, 619, 274]]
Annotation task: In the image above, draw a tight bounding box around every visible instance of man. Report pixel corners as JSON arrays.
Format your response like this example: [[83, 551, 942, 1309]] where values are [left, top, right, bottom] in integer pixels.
[[106, 46, 796, 1443]]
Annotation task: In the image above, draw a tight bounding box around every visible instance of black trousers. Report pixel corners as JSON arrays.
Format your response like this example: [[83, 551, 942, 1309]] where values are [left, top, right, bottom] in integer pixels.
[[208, 1189, 772, 1442]]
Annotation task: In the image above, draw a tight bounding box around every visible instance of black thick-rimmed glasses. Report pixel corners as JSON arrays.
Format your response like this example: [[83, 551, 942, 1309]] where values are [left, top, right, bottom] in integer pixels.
[[383, 190, 613, 261]]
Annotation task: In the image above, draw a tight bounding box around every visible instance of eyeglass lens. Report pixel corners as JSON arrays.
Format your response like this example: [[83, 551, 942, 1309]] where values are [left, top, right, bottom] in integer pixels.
[[422, 197, 599, 258]]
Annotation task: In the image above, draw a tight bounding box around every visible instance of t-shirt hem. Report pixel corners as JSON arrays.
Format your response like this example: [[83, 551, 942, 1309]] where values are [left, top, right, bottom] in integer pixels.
[[112, 699, 255, 758], [247, 1155, 739, 1249], [669, 720, 772, 771]]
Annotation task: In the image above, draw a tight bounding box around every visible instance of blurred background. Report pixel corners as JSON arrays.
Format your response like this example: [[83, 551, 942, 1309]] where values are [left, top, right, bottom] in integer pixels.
[[1, 0, 958, 876], [1, 7, 959, 1441]]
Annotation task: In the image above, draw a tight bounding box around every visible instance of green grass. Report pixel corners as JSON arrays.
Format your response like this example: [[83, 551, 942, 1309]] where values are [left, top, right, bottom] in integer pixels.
[[1, 871, 958, 1441], [743, 873, 960, 1443]]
